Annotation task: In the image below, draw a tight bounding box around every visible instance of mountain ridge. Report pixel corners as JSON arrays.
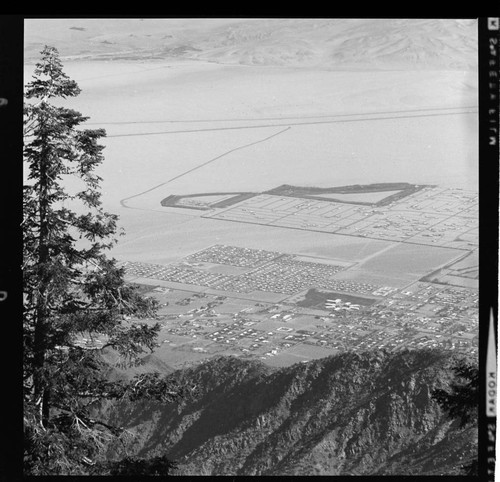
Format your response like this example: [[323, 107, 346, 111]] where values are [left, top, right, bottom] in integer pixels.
[[96, 349, 477, 475], [24, 18, 477, 71]]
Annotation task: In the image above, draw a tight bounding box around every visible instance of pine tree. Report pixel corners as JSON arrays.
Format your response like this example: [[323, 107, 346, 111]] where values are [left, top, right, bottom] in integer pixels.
[[23, 46, 182, 475]]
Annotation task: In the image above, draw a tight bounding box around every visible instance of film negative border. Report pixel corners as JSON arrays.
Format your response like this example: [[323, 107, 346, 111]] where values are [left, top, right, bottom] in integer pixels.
[[479, 15, 499, 482]]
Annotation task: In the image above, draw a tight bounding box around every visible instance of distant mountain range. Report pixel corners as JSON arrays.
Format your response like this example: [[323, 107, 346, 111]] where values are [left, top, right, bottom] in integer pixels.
[[24, 18, 477, 70], [96, 349, 477, 476]]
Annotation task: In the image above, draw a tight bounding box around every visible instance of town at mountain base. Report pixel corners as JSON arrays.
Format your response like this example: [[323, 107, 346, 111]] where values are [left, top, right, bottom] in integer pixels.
[[94, 348, 477, 476]]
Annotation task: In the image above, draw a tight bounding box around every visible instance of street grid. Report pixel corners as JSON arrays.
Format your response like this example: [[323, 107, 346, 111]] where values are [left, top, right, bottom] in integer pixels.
[[201, 186, 478, 250], [117, 184, 478, 367]]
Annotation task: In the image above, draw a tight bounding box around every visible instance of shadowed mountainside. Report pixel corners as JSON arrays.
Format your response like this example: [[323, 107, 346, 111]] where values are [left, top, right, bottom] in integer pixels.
[[97, 349, 477, 476]]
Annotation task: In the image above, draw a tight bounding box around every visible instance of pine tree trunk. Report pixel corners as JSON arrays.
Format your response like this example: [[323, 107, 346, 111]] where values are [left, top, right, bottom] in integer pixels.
[[32, 127, 51, 428]]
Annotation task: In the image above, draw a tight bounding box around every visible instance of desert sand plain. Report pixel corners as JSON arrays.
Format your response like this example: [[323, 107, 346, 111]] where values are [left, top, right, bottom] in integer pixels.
[[24, 58, 477, 263]]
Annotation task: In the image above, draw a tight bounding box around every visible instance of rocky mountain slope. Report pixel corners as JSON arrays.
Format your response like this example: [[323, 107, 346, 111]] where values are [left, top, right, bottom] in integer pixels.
[[97, 349, 477, 476], [24, 18, 477, 70]]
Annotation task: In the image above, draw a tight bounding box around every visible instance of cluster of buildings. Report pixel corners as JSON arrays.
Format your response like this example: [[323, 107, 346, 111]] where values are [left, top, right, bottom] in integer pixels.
[[119, 256, 478, 362], [148, 277, 477, 365], [119, 246, 389, 298], [185, 244, 280, 267], [237, 257, 344, 294]]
